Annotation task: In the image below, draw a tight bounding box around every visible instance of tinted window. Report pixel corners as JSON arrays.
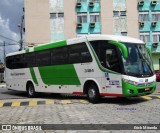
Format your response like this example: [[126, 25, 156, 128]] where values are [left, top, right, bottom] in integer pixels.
[[69, 43, 92, 64], [25, 52, 36, 67], [37, 50, 51, 66], [51, 46, 68, 65]]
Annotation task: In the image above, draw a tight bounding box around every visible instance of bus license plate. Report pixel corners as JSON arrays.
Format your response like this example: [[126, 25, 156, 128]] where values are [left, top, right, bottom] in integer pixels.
[[145, 88, 150, 91]]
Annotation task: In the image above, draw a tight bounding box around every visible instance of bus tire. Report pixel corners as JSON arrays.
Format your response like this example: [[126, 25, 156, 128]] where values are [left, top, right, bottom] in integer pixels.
[[27, 83, 36, 98], [87, 83, 99, 104]]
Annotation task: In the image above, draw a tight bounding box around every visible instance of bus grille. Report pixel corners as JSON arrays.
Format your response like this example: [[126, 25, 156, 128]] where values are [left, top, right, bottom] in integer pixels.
[[138, 87, 153, 93]]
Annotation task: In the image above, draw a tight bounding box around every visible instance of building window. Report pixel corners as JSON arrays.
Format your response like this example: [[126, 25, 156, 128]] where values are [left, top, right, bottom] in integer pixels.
[[140, 33, 150, 42], [139, 13, 149, 21], [113, 11, 126, 17], [77, 0, 87, 2], [90, 0, 100, 2], [50, 13, 64, 19], [152, 33, 160, 42], [121, 32, 127, 36], [50, 13, 57, 19], [90, 13, 100, 23], [77, 13, 87, 23], [58, 13, 64, 18], [152, 13, 160, 21]]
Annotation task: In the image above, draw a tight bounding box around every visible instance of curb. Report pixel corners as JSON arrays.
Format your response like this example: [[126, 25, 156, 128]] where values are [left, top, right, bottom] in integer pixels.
[[0, 99, 89, 107]]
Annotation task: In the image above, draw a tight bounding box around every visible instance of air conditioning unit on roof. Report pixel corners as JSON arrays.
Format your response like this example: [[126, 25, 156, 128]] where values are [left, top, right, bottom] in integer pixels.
[[90, 22, 95, 28], [76, 2, 82, 7], [89, 1, 94, 7], [151, 0, 157, 5], [77, 23, 82, 28], [152, 42, 158, 48], [152, 21, 157, 27], [138, 0, 144, 5], [139, 21, 144, 27]]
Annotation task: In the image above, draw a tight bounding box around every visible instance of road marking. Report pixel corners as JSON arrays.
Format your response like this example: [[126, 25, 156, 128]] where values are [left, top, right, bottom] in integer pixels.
[[141, 96, 152, 100], [20, 101, 29, 106], [29, 101, 37, 106], [157, 95, 160, 98], [80, 100, 89, 103], [45, 100, 54, 105], [0, 102, 4, 107], [12, 102, 20, 107], [61, 100, 72, 104]]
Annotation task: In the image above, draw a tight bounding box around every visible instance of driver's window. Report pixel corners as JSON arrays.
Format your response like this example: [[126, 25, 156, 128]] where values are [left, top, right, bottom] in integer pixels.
[[105, 48, 121, 73]]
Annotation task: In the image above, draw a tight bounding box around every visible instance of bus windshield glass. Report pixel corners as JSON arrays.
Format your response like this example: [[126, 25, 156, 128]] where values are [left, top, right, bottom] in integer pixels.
[[122, 43, 154, 77]]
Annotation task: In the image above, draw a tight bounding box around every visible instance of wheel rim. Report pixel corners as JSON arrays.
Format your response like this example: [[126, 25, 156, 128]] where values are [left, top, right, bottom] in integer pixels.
[[29, 86, 34, 96], [88, 88, 96, 99]]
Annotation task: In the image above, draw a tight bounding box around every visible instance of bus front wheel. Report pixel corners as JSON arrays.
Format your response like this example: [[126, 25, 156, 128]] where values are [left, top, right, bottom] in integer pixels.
[[87, 84, 99, 104], [27, 83, 36, 98]]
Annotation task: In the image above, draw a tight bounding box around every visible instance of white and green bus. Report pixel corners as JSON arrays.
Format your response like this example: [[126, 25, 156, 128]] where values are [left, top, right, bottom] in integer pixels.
[[5, 35, 156, 103]]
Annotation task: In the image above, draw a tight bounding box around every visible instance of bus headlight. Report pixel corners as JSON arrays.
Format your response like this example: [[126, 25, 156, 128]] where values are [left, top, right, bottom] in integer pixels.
[[122, 79, 138, 86]]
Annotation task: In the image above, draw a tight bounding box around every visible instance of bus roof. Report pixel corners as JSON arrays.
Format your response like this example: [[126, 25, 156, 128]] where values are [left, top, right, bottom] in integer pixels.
[[68, 34, 144, 44], [6, 35, 144, 57]]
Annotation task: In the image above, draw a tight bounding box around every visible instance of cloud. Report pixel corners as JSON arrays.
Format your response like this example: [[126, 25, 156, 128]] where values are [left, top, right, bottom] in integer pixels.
[[0, 0, 24, 62], [0, 16, 19, 62]]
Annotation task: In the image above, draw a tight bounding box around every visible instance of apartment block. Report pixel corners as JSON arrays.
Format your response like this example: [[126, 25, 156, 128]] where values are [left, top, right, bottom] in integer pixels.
[[24, 0, 160, 70], [138, 0, 160, 70]]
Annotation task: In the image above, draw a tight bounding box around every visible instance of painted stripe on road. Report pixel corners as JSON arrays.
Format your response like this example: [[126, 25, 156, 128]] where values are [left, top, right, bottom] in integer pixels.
[[0, 94, 159, 108], [61, 100, 72, 104], [29, 101, 37, 106], [0, 102, 4, 107], [12, 102, 21, 107], [156, 95, 160, 98], [140, 96, 152, 100]]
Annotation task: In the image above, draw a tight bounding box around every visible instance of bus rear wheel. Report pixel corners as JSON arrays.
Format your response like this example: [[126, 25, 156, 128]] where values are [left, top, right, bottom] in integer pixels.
[[87, 84, 99, 104], [27, 83, 36, 98]]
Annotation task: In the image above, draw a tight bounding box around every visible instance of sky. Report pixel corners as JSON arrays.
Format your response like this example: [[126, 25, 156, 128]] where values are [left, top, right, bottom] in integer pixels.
[[0, 0, 24, 63]]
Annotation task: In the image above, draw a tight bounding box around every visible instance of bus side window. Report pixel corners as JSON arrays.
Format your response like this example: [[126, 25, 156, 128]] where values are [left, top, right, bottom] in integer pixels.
[[106, 48, 121, 73], [36, 50, 51, 66], [25, 53, 36, 67], [51, 46, 68, 65]]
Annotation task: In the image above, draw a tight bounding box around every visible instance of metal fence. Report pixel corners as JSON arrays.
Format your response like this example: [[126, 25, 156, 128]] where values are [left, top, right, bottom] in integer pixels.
[[0, 73, 4, 83]]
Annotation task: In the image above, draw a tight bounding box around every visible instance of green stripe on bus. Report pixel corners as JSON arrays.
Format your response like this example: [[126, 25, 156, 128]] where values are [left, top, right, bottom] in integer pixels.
[[30, 68, 38, 85], [25, 48, 29, 53], [38, 64, 81, 85], [34, 40, 67, 51]]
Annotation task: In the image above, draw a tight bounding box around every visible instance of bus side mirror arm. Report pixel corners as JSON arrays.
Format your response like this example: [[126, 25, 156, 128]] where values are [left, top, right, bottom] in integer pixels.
[[147, 47, 152, 57], [108, 40, 128, 59]]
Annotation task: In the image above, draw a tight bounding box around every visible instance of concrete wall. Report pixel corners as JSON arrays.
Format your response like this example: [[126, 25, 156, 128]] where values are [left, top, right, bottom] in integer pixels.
[[126, 0, 139, 38], [101, 0, 113, 34], [25, 0, 50, 46], [64, 0, 77, 39]]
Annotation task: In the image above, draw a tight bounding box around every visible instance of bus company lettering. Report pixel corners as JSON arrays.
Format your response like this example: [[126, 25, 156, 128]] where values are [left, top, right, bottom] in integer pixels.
[[11, 73, 25, 76]]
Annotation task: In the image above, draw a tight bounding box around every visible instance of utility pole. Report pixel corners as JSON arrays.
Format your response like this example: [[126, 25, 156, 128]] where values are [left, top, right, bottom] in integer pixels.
[[18, 15, 24, 51], [3, 41, 5, 63]]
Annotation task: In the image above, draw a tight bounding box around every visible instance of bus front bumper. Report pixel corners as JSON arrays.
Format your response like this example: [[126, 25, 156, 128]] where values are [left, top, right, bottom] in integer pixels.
[[122, 81, 156, 97]]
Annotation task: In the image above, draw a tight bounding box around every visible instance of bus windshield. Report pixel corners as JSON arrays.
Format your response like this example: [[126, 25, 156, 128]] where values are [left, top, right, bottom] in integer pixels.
[[122, 43, 154, 77]]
